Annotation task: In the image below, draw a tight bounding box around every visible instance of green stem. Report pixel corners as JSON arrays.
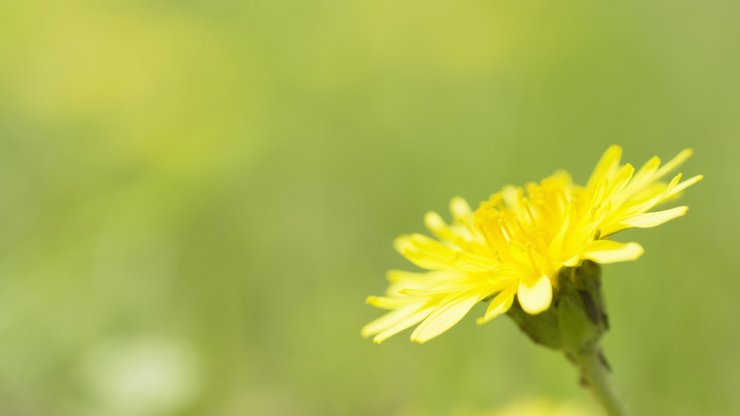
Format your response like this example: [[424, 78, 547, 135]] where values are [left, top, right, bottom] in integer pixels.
[[576, 349, 627, 416], [506, 262, 629, 415]]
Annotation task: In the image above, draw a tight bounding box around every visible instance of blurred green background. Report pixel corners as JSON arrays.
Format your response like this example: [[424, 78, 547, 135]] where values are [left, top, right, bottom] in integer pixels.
[[0, 0, 738, 415]]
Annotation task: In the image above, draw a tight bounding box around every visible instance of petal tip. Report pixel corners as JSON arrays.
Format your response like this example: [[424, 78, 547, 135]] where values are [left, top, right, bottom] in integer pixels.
[[424, 211, 441, 223], [410, 336, 426, 344], [622, 242, 645, 261], [392, 235, 412, 253], [449, 197, 471, 217], [517, 276, 553, 315]]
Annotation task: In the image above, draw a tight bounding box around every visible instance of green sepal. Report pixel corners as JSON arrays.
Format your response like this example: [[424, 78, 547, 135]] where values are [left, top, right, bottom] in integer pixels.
[[506, 260, 609, 357]]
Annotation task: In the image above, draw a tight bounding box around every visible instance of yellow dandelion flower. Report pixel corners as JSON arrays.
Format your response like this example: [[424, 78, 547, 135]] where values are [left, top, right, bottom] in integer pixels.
[[362, 146, 702, 344]]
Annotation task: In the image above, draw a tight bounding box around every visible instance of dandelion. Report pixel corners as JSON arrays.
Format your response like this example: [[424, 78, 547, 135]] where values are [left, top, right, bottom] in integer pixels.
[[362, 146, 702, 344], [363, 146, 703, 415]]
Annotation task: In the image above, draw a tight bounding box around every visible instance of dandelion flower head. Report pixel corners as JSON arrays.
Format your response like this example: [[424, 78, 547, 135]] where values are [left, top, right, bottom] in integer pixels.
[[362, 146, 702, 344]]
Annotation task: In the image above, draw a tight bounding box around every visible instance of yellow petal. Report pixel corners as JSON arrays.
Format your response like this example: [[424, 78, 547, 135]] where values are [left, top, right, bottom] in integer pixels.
[[583, 240, 644, 264], [410, 293, 483, 343], [609, 163, 635, 194], [517, 275, 552, 315], [424, 211, 475, 245], [587, 145, 622, 190], [563, 256, 582, 267], [424, 211, 447, 233], [477, 286, 516, 324], [633, 156, 661, 182], [386, 270, 460, 296], [372, 308, 434, 344], [361, 304, 421, 339], [366, 296, 419, 310], [393, 234, 456, 270], [386, 269, 430, 283], [666, 174, 704, 199], [655, 148, 693, 181], [617, 173, 684, 218], [502, 185, 523, 210], [620, 206, 688, 229], [449, 197, 472, 219], [394, 234, 497, 272], [399, 287, 457, 296]]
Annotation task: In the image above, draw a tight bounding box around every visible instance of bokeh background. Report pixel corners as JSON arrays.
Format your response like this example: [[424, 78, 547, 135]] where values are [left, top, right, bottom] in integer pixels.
[[0, 0, 738, 415]]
